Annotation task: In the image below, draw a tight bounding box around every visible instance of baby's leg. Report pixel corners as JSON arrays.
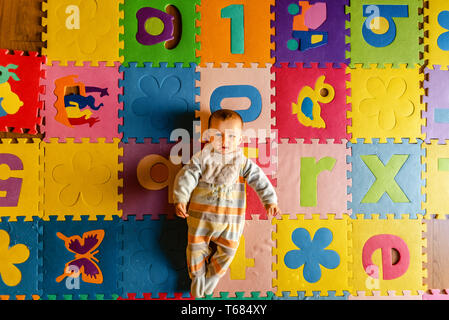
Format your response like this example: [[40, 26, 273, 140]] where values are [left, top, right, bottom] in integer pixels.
[[204, 238, 239, 295], [186, 219, 213, 298], [187, 240, 210, 298]]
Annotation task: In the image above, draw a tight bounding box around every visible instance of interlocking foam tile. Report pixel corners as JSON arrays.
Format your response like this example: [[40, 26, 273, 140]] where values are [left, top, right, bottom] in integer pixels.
[[349, 214, 426, 296], [349, 290, 423, 300], [246, 175, 277, 220], [40, 215, 121, 300], [119, 215, 190, 299], [120, 138, 188, 220], [422, 67, 449, 143], [200, 291, 274, 300], [271, 0, 349, 67], [42, 0, 122, 66], [118, 292, 193, 300], [346, 0, 423, 68], [273, 290, 349, 300], [42, 138, 123, 220], [274, 139, 350, 218], [347, 64, 424, 143], [195, 64, 274, 143], [272, 214, 350, 297], [243, 137, 278, 219], [422, 141, 449, 219], [0, 139, 42, 221], [348, 139, 424, 218], [423, 0, 449, 70], [196, 0, 274, 67], [423, 289, 449, 300], [0, 295, 40, 300], [120, 0, 199, 67], [40, 61, 122, 143], [119, 62, 199, 143], [0, 50, 45, 134], [212, 215, 274, 298], [242, 135, 278, 177], [271, 63, 350, 144], [0, 217, 41, 299], [45, 293, 119, 300]]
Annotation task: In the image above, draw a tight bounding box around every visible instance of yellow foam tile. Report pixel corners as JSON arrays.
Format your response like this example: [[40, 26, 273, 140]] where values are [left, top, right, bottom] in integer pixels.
[[42, 138, 122, 220], [350, 214, 426, 296], [347, 64, 424, 143], [272, 214, 350, 297], [42, 0, 122, 66], [0, 139, 42, 221]]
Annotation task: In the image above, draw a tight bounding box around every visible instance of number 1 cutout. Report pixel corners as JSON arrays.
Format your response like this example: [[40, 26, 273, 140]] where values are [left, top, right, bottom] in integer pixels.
[[221, 4, 245, 54]]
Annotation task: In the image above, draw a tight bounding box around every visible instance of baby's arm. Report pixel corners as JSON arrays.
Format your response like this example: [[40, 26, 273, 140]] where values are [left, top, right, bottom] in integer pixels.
[[173, 151, 202, 218], [242, 158, 280, 216]]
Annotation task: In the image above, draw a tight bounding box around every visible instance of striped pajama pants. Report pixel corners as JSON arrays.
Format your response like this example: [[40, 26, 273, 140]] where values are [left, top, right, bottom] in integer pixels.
[[186, 178, 246, 283]]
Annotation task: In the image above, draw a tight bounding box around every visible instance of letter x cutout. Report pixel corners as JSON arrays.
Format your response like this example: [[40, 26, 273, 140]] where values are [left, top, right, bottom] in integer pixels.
[[360, 154, 410, 203]]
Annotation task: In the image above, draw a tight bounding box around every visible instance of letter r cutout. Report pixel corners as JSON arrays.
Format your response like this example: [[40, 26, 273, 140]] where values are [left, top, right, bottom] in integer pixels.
[[300, 156, 336, 207], [360, 154, 409, 203]]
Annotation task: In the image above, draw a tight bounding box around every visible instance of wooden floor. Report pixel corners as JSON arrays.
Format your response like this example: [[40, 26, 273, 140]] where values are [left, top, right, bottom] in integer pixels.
[[0, 0, 43, 53], [0, 0, 447, 294]]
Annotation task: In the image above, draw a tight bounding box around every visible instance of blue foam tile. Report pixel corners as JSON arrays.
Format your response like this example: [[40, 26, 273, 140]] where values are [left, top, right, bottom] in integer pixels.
[[41, 216, 122, 299], [347, 139, 424, 218], [119, 63, 199, 143], [0, 217, 41, 297], [119, 215, 190, 298]]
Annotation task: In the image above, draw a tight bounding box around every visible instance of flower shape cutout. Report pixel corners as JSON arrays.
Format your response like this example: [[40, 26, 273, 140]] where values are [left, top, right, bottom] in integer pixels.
[[0, 229, 30, 287], [359, 77, 414, 130], [131, 75, 188, 130], [54, 0, 111, 55], [284, 228, 340, 283], [52, 151, 111, 207], [438, 10, 449, 51], [130, 227, 169, 285]]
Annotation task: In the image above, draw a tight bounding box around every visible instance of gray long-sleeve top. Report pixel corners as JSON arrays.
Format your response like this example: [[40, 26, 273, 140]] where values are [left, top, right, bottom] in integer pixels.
[[172, 143, 278, 206]]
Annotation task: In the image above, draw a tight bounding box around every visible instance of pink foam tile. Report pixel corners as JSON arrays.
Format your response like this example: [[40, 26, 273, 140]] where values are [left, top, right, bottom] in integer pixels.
[[274, 139, 350, 218], [212, 216, 274, 297], [41, 61, 122, 142], [196, 64, 274, 142], [241, 135, 278, 176], [423, 289, 449, 300]]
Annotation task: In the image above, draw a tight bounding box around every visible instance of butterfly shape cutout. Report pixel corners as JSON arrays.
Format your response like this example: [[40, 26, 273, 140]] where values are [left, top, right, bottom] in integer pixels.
[[55, 229, 104, 284]]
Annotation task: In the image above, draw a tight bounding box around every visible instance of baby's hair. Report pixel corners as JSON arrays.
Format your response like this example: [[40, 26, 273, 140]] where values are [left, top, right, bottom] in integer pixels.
[[208, 109, 243, 128]]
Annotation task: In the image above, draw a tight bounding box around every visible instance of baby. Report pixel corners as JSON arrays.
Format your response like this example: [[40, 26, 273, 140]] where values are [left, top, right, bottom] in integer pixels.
[[173, 109, 280, 298]]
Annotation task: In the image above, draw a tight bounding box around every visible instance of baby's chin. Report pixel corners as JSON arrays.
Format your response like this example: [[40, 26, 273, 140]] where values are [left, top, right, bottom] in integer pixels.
[[212, 145, 237, 154]]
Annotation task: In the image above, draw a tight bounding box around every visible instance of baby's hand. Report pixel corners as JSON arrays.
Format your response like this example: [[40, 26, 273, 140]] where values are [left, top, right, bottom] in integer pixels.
[[265, 203, 281, 217], [175, 202, 189, 219]]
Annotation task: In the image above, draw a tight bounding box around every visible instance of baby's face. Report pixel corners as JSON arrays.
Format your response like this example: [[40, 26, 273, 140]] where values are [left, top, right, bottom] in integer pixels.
[[207, 118, 243, 154]]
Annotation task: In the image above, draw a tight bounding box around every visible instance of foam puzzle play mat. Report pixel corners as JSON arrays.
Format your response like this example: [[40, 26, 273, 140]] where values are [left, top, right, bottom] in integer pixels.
[[2, 0, 449, 301]]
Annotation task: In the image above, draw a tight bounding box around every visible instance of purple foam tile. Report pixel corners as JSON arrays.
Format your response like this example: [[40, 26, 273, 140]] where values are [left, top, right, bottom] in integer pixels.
[[272, 0, 349, 67], [423, 68, 449, 143], [121, 139, 191, 220]]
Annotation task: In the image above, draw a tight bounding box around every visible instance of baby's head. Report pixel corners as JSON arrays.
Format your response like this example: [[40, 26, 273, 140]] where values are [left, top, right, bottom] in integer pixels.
[[207, 109, 243, 154]]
